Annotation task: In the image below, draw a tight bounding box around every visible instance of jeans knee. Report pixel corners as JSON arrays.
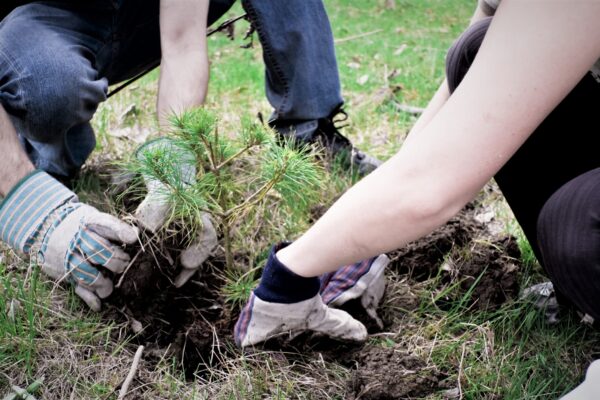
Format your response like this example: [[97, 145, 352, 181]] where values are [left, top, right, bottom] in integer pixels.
[[18, 57, 107, 143], [445, 17, 492, 94], [537, 168, 600, 317]]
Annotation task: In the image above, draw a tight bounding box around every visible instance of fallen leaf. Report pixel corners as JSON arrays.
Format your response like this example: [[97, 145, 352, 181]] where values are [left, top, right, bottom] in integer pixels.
[[394, 44, 408, 56], [357, 74, 370, 85]]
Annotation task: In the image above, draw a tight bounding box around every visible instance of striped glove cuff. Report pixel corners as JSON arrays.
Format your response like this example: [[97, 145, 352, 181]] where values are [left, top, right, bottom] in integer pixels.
[[0, 170, 75, 254]]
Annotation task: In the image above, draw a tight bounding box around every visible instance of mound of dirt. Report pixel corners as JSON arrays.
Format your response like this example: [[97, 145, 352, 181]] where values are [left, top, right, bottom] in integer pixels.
[[438, 236, 521, 311], [347, 345, 449, 399], [389, 207, 481, 281], [105, 238, 236, 377]]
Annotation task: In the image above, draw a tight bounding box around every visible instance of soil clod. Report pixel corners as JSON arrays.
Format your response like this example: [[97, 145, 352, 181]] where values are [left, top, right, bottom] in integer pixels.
[[347, 345, 449, 399]]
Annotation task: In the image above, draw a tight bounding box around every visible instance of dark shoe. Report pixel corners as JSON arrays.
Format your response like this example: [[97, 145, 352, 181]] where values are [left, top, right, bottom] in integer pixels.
[[521, 281, 561, 324], [270, 109, 382, 176]]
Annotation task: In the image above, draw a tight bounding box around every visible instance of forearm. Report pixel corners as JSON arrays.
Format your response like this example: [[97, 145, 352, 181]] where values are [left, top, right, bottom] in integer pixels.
[[278, 0, 600, 277], [0, 104, 34, 196], [157, 0, 209, 128], [157, 52, 209, 127], [403, 79, 449, 144]]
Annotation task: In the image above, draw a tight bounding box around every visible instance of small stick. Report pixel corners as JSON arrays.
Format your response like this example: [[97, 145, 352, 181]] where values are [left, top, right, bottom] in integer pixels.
[[335, 29, 383, 44], [118, 345, 144, 400], [115, 249, 143, 288], [458, 343, 466, 400], [393, 102, 425, 115]]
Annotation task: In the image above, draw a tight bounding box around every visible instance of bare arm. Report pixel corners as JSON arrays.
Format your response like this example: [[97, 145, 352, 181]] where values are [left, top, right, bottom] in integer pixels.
[[404, 2, 491, 142], [0, 105, 34, 196], [278, 0, 600, 276], [157, 0, 210, 128]]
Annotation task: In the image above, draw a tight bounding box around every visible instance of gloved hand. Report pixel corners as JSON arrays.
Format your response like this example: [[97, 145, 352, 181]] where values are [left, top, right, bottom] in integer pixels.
[[234, 243, 388, 348], [319, 254, 389, 328], [135, 138, 218, 287], [0, 170, 138, 311], [561, 360, 600, 400]]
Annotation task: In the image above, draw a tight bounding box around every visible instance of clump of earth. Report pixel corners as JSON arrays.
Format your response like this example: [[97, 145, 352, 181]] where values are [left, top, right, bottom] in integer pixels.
[[99, 191, 522, 397]]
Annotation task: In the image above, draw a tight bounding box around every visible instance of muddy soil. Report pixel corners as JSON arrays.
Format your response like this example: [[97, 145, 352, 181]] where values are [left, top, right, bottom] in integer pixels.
[[388, 205, 482, 281], [100, 190, 521, 397], [437, 236, 521, 311], [105, 236, 236, 377], [348, 345, 450, 400], [387, 203, 522, 312]]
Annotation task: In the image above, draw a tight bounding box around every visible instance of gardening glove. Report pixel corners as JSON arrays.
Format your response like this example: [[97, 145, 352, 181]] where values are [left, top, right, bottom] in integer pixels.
[[135, 138, 218, 287], [0, 171, 138, 311], [319, 254, 389, 328], [234, 242, 368, 348], [561, 360, 600, 399]]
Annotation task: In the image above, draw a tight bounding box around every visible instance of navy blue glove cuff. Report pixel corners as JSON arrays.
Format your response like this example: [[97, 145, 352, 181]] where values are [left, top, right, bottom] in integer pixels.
[[254, 242, 320, 304]]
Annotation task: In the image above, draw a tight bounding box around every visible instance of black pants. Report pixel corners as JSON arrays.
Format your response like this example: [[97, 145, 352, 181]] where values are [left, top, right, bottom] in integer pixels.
[[446, 17, 600, 319]]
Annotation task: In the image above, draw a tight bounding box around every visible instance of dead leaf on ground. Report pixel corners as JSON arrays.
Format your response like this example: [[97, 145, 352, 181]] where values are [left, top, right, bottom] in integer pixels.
[[394, 44, 408, 56]]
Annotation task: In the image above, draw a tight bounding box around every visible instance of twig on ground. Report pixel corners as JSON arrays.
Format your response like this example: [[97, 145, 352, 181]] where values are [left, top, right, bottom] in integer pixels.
[[118, 345, 144, 400], [458, 342, 466, 400], [115, 249, 143, 288], [335, 29, 383, 44], [393, 102, 425, 115]]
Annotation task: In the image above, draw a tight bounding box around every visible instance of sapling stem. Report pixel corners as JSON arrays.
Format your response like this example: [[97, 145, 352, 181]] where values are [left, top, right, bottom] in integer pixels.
[[222, 218, 234, 271], [123, 108, 321, 274], [214, 144, 255, 171]]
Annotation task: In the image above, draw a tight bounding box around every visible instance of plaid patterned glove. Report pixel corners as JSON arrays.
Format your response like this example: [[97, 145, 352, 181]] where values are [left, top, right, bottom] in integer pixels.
[[135, 138, 218, 287], [320, 254, 389, 328], [234, 243, 368, 347], [0, 171, 138, 311]]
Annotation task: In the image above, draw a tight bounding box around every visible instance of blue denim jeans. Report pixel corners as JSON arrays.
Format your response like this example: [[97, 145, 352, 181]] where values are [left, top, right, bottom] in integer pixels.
[[0, 0, 343, 178]]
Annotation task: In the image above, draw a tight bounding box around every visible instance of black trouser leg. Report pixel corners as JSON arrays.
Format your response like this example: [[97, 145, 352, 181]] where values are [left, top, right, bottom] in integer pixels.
[[445, 18, 600, 316]]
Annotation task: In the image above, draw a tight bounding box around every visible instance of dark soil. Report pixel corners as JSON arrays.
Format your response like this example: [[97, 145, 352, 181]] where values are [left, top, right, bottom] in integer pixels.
[[386, 203, 522, 312], [347, 345, 450, 399], [98, 186, 521, 396], [388, 205, 482, 281], [104, 235, 236, 378], [437, 236, 521, 311]]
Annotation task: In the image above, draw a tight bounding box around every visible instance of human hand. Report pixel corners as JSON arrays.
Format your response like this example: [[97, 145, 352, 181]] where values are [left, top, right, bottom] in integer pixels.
[[135, 138, 218, 287], [234, 243, 371, 348], [319, 254, 389, 328], [0, 171, 138, 311]]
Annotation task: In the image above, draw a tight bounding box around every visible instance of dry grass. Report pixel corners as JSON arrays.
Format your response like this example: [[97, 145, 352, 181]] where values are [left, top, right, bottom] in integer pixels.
[[3, 1, 600, 399]]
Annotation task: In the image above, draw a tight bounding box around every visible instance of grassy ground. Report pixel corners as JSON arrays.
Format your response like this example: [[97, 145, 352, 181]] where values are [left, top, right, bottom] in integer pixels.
[[2, 0, 600, 399]]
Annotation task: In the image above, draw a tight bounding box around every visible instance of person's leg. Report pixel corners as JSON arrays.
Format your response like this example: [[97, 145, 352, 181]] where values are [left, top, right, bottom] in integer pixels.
[[537, 169, 600, 320], [0, 104, 34, 196], [240, 0, 381, 174], [445, 17, 600, 263], [0, 0, 235, 185], [105, 0, 236, 85], [240, 0, 343, 133], [0, 2, 113, 182], [445, 17, 600, 315]]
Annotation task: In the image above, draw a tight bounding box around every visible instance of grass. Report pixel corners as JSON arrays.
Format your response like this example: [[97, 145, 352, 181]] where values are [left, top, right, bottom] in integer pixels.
[[2, 0, 600, 398]]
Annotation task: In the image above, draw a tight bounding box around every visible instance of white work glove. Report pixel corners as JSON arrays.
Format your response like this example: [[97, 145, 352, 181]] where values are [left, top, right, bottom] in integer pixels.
[[135, 138, 218, 287], [320, 254, 389, 328], [235, 292, 367, 347], [561, 360, 600, 400], [234, 243, 387, 347], [0, 171, 138, 311]]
